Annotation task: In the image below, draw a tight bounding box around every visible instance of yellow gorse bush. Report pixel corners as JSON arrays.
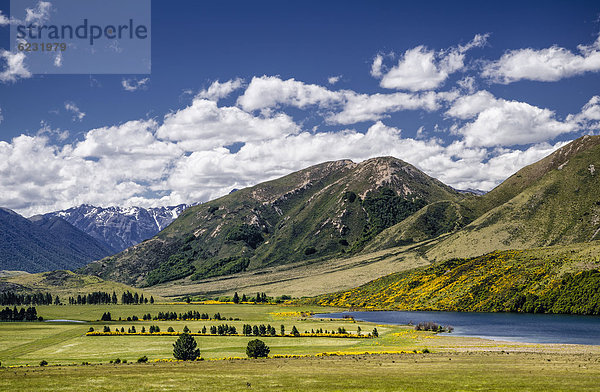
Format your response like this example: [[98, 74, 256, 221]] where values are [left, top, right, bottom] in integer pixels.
[[86, 332, 370, 339]]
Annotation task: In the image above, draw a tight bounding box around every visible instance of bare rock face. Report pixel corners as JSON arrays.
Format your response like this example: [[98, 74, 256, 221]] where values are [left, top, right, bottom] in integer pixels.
[[45, 204, 191, 253]]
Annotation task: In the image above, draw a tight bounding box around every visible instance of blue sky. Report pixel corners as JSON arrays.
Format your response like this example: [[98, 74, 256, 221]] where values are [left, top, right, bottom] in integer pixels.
[[0, 0, 599, 216]]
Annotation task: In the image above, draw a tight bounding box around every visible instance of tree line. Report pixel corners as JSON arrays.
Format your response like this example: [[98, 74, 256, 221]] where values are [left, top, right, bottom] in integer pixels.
[[0, 291, 57, 306], [149, 311, 229, 321], [232, 292, 268, 303], [1, 290, 156, 306], [68, 291, 154, 305], [0, 306, 41, 321]]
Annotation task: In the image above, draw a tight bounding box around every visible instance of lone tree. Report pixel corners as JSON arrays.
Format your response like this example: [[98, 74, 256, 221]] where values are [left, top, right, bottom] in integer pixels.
[[246, 339, 270, 358], [173, 333, 200, 360]]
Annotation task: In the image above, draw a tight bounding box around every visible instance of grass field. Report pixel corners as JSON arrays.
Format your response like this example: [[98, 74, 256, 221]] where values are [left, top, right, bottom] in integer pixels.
[[1, 303, 600, 391], [0, 303, 401, 366], [1, 352, 600, 392]]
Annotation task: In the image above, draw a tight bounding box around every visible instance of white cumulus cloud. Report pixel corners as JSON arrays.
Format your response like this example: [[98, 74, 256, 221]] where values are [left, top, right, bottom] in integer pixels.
[[237, 76, 341, 112], [0, 11, 9, 26], [197, 78, 244, 101], [236, 75, 456, 125], [327, 91, 453, 125], [24, 1, 52, 24], [482, 34, 600, 83], [157, 97, 300, 151], [447, 91, 580, 147], [372, 34, 488, 91], [327, 75, 342, 85]]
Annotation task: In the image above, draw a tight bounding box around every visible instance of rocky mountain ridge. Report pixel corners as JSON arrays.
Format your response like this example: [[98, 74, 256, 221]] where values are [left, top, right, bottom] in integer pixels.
[[45, 204, 191, 253]]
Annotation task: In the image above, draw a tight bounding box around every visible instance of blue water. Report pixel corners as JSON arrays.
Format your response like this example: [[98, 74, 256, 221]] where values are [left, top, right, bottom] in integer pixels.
[[44, 319, 87, 323], [313, 311, 600, 345]]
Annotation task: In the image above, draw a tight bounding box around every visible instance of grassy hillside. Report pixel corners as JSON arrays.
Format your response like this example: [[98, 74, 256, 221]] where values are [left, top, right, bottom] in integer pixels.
[[422, 135, 600, 262], [366, 135, 600, 257], [311, 241, 600, 314], [82, 157, 466, 286], [147, 243, 432, 299], [365, 201, 475, 251], [465, 134, 600, 217]]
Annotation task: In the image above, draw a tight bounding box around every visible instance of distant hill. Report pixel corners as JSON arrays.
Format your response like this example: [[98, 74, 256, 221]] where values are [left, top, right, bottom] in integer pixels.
[[454, 188, 487, 196], [0, 269, 163, 300], [45, 204, 191, 253], [0, 208, 113, 273], [81, 157, 470, 286]]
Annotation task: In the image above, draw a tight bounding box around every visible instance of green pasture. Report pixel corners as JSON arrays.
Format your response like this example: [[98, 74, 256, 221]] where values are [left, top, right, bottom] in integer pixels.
[[2, 303, 600, 391], [1, 352, 600, 392], [0, 303, 410, 366]]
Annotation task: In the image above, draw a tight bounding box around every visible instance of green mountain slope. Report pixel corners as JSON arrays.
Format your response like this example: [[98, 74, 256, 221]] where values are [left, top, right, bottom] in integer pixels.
[[366, 135, 600, 255], [311, 241, 600, 315], [307, 135, 600, 314], [364, 200, 475, 251], [0, 208, 114, 273], [424, 135, 600, 262], [81, 157, 466, 286]]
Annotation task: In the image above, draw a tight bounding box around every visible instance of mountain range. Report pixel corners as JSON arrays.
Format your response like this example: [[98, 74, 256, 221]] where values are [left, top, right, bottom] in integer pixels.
[[0, 208, 113, 273], [80, 157, 475, 286], [45, 204, 191, 253], [0, 204, 191, 273], [311, 135, 600, 312], [4, 134, 600, 314], [80, 135, 600, 309]]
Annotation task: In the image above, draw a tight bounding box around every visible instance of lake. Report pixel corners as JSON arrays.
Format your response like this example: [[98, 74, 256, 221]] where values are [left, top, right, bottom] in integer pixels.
[[313, 310, 600, 345]]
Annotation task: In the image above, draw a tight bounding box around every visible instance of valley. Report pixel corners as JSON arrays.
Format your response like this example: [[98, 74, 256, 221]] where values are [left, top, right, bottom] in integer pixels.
[[2, 136, 600, 392], [0, 302, 599, 392], [148, 243, 430, 299], [3, 2, 598, 390]]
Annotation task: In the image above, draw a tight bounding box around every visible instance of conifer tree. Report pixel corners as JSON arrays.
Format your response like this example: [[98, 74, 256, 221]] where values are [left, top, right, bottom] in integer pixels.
[[173, 333, 200, 360], [291, 325, 299, 336]]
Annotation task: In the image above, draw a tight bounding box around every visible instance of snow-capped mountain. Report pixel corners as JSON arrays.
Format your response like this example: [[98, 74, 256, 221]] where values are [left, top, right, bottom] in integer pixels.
[[44, 204, 192, 253]]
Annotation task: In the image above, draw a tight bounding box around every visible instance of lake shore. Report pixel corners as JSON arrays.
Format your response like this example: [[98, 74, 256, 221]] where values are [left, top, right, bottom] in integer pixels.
[[315, 310, 600, 346]]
